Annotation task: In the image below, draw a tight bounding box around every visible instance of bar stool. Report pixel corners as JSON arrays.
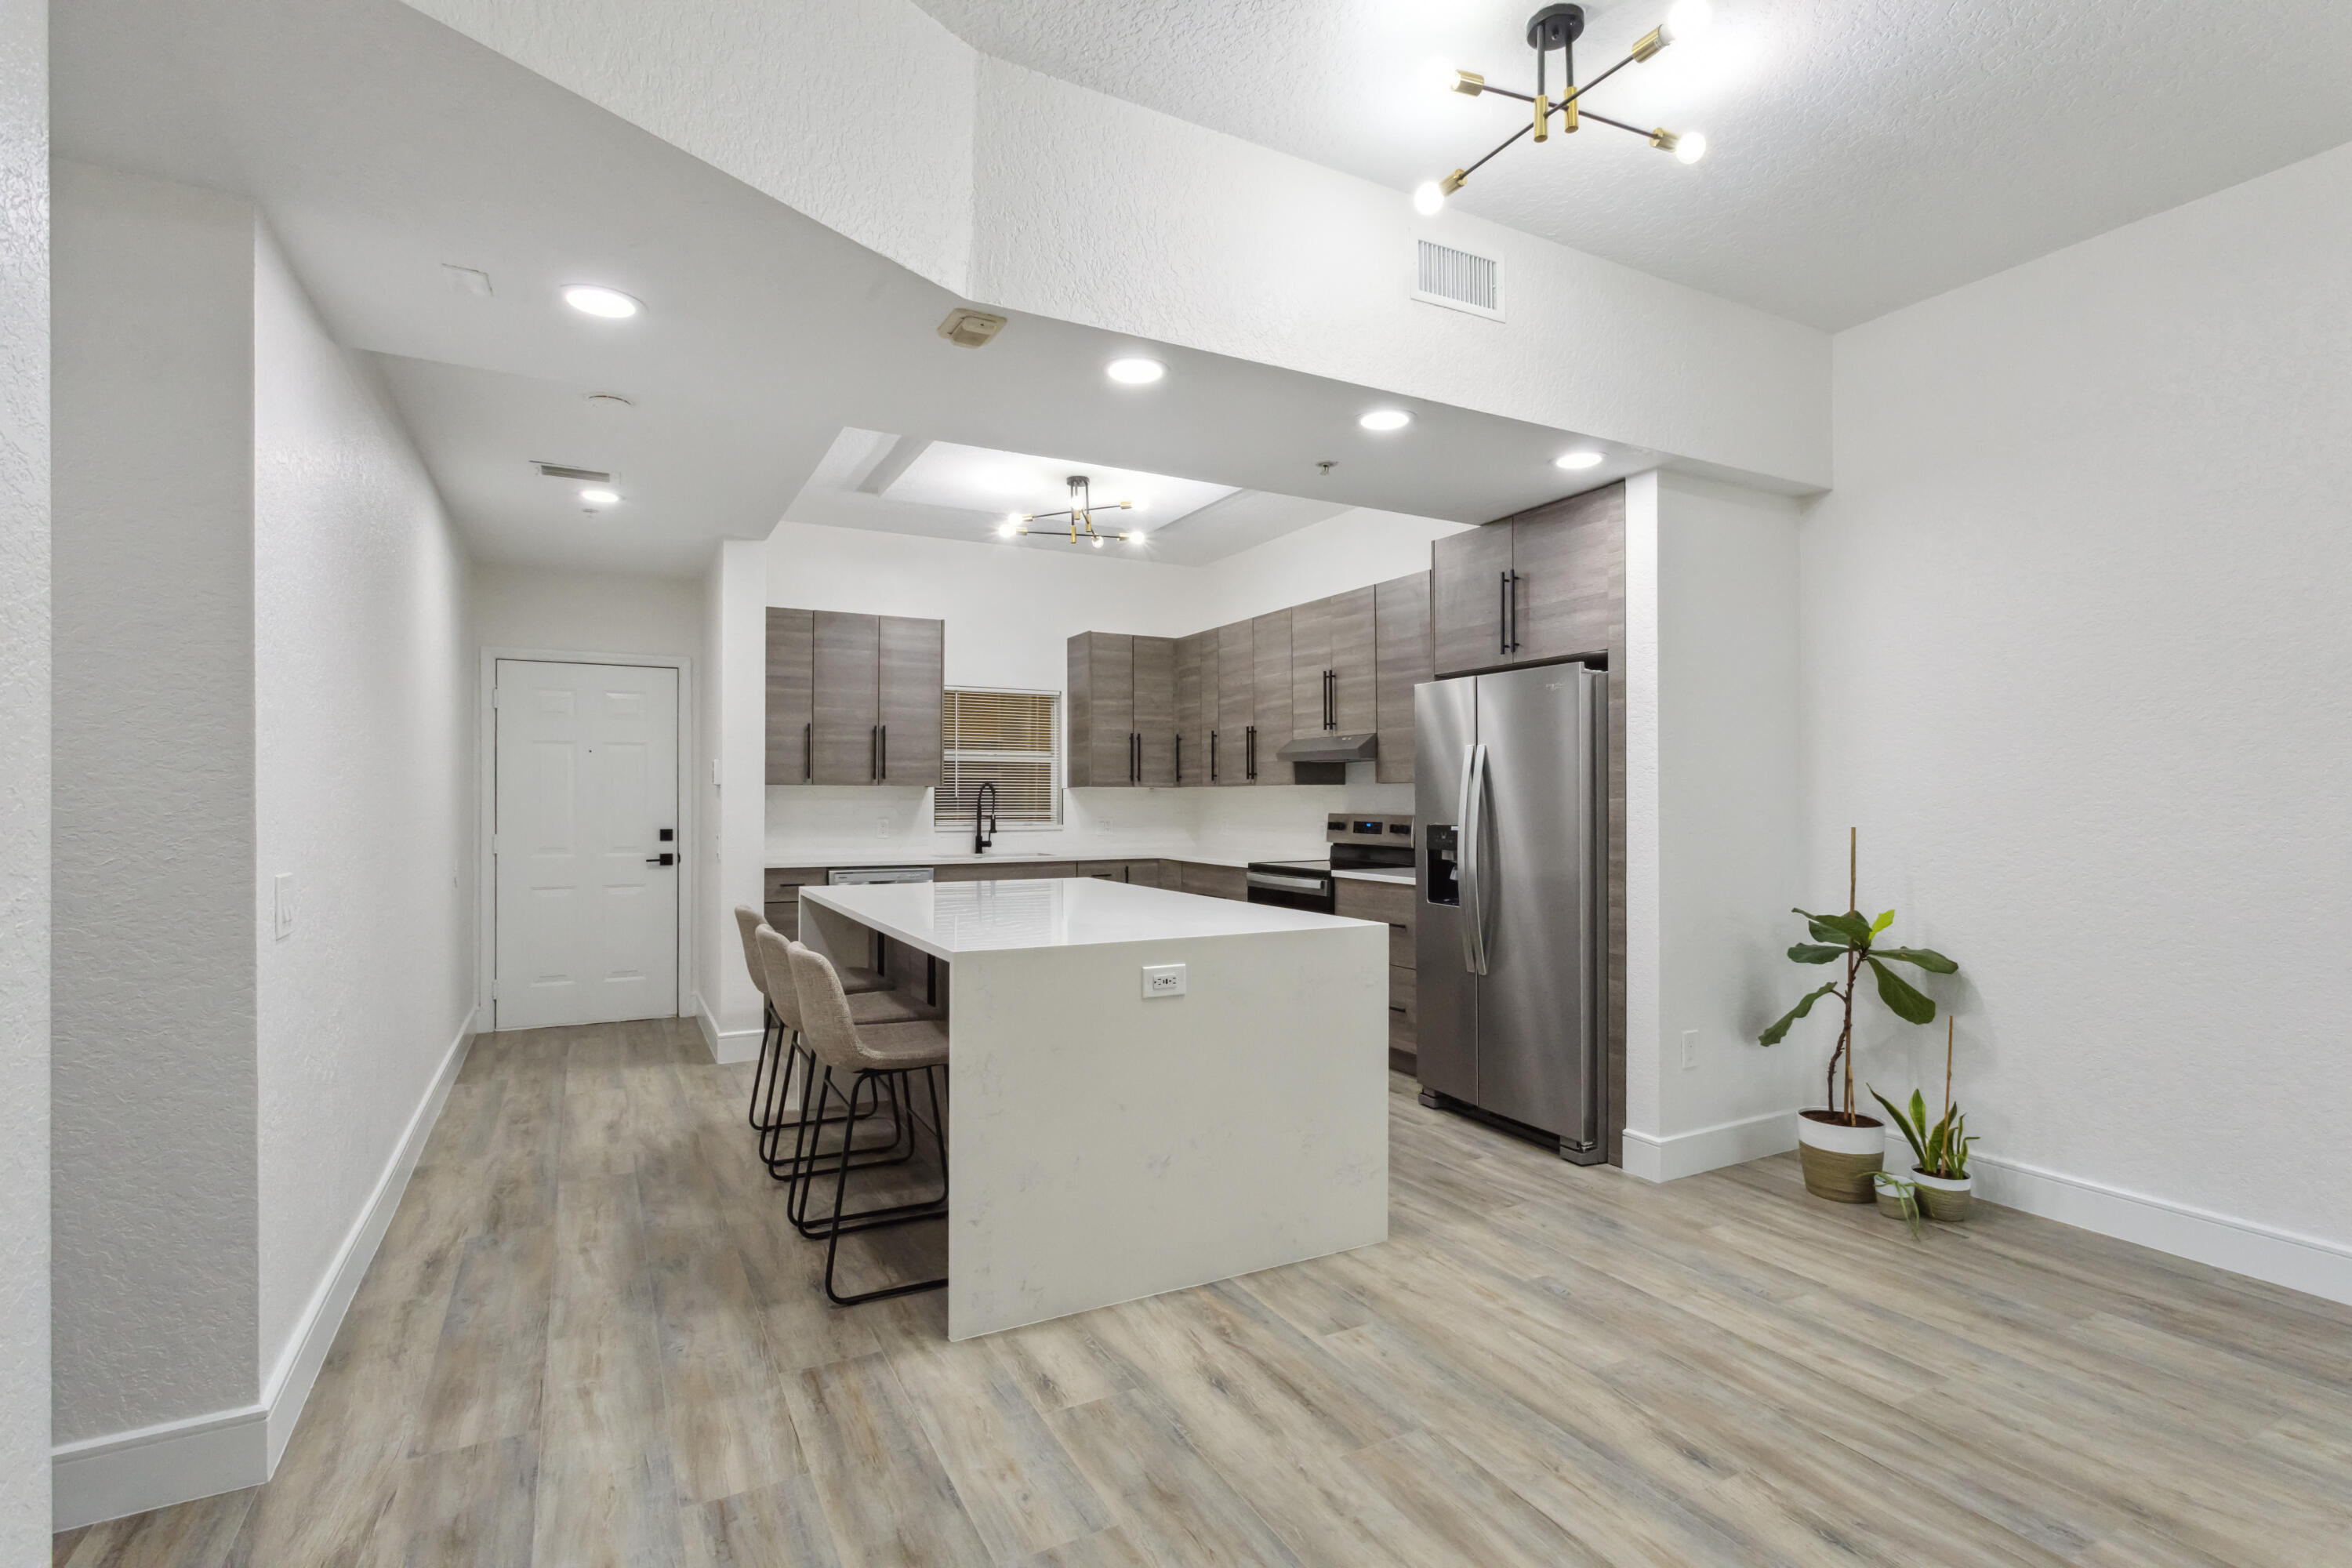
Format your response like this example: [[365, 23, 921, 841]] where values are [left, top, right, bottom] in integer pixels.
[[754, 924, 927, 1186], [784, 935, 949, 1306], [734, 902, 898, 1137]]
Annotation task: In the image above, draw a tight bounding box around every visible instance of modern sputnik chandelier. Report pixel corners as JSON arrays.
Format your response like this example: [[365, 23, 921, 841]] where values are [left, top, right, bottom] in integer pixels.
[[1000, 474, 1139, 549], [1415, 0, 1713, 216]]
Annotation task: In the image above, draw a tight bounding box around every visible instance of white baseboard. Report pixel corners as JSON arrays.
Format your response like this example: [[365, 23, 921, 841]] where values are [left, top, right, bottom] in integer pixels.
[[53, 1007, 479, 1530], [1881, 1131, 2352, 1307], [695, 990, 765, 1065], [1622, 1107, 1797, 1183]]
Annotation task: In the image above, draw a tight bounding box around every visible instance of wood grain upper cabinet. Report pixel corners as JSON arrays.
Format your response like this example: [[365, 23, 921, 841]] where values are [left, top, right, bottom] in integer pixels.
[[811, 612, 880, 783], [1249, 608, 1292, 785], [766, 608, 815, 785], [1432, 481, 1627, 675], [1215, 619, 1252, 787], [1065, 632, 1133, 788], [1328, 586, 1377, 735], [1374, 572, 1432, 784], [1174, 632, 1206, 786], [1509, 483, 1625, 666], [1289, 596, 1331, 734], [1432, 524, 1515, 677], [876, 615, 942, 786], [1133, 636, 1177, 787]]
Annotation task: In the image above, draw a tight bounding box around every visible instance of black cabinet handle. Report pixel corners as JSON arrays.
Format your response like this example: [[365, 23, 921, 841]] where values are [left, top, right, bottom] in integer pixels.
[[1499, 571, 1509, 656], [869, 725, 877, 782], [880, 724, 887, 779], [1246, 724, 1257, 779], [1210, 730, 1218, 782], [1175, 732, 1182, 782], [804, 722, 811, 782]]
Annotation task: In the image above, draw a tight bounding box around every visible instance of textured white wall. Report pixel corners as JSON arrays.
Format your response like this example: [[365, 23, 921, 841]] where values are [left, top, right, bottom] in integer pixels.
[[1802, 142, 2352, 1254], [1652, 476, 1811, 1136], [1189, 508, 1468, 630], [0, 0, 49, 1544], [52, 163, 260, 1441], [252, 225, 475, 1392], [471, 563, 702, 660], [398, 0, 1830, 490], [703, 540, 768, 1040]]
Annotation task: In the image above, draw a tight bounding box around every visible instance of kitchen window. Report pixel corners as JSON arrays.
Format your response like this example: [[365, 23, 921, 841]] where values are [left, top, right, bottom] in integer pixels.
[[935, 688, 1062, 829]]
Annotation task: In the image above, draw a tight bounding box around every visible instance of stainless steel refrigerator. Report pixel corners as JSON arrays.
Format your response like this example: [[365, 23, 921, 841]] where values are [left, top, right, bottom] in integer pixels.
[[1414, 663, 1607, 1164]]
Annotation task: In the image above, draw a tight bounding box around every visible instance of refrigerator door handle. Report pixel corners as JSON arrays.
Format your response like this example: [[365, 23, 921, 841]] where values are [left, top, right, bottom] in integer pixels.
[[1457, 741, 1490, 976]]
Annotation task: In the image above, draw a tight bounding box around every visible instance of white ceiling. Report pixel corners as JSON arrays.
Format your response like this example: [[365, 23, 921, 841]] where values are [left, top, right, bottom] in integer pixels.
[[914, 0, 2352, 329], [59, 0, 1647, 576]]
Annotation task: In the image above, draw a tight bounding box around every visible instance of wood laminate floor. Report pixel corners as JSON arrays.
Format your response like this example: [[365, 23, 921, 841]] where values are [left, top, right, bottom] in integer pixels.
[[56, 1019, 2352, 1567]]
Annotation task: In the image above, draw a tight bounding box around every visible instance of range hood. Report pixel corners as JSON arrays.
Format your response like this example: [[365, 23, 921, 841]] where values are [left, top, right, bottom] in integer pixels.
[[1276, 731, 1379, 764]]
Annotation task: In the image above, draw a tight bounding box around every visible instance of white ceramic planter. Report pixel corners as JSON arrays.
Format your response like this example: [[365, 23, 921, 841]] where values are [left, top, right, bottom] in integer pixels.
[[1796, 1111, 1884, 1202], [1909, 1167, 1975, 1222]]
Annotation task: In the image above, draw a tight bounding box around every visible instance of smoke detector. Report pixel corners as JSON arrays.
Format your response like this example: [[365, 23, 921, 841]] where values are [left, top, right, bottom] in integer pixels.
[[937, 308, 1008, 348]]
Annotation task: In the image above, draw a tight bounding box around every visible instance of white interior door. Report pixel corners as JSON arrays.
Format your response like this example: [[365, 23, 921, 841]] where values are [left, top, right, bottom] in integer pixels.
[[494, 659, 680, 1029]]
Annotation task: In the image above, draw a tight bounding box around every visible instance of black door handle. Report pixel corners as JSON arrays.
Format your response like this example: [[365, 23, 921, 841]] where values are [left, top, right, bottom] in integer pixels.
[[645, 852, 675, 866]]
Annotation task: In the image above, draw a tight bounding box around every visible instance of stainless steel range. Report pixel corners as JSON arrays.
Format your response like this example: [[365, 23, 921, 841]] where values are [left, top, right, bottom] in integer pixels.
[[1245, 814, 1416, 913]]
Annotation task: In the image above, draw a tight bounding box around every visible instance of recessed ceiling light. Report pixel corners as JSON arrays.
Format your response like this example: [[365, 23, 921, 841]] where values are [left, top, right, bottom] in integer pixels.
[[579, 487, 620, 505], [1106, 357, 1165, 385], [1555, 450, 1605, 470], [1359, 409, 1412, 432], [562, 285, 640, 319]]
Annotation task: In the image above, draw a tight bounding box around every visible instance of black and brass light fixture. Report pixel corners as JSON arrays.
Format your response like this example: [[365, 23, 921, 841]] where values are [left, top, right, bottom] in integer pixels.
[[996, 474, 1142, 549], [1416, 0, 1713, 216]]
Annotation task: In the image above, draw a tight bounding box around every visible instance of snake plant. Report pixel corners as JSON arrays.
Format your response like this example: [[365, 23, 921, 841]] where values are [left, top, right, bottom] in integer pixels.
[[1870, 1087, 1976, 1181]]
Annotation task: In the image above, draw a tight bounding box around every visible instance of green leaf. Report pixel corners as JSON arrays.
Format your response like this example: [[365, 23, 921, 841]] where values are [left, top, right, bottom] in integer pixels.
[[1909, 1089, 1928, 1132], [1786, 943, 1846, 965], [1867, 956, 1937, 1025], [1926, 1119, 1947, 1174], [1875, 946, 1958, 975], [1759, 981, 1838, 1047], [1870, 1087, 1928, 1167], [1795, 907, 1874, 947], [1870, 909, 1896, 936]]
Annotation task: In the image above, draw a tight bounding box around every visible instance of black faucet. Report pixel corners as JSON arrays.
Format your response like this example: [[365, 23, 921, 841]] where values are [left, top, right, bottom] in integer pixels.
[[973, 780, 997, 855]]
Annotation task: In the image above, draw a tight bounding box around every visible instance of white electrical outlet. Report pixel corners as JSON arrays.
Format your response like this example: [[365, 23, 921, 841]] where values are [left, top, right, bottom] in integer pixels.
[[1142, 963, 1186, 999], [274, 872, 296, 940], [1680, 1029, 1698, 1072], [876, 816, 889, 837]]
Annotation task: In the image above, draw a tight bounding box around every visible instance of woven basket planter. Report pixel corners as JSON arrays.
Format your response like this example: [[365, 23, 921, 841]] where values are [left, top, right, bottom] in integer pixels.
[[1797, 1111, 1884, 1203]]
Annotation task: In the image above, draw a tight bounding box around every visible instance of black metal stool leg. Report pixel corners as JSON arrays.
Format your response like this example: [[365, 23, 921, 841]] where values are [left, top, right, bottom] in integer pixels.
[[822, 1069, 948, 1307], [746, 1000, 781, 1130]]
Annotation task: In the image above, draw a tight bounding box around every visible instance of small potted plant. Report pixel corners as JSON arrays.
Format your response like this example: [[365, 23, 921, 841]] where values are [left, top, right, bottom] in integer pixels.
[[1761, 831, 1958, 1203], [1872, 1018, 1977, 1221]]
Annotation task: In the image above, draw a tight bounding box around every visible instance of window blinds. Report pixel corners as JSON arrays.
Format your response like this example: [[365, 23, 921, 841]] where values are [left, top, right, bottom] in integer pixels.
[[935, 688, 1061, 826]]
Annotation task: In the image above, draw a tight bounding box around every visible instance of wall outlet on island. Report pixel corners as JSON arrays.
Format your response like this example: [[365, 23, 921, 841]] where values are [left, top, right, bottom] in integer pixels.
[[1142, 964, 1186, 1000], [876, 816, 889, 837]]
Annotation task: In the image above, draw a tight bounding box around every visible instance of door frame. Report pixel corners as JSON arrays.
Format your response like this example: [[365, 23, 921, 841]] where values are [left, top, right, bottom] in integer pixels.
[[477, 646, 697, 1029]]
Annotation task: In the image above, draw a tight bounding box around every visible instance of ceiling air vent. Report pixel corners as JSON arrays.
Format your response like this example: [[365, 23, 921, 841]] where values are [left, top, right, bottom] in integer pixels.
[[535, 463, 612, 483], [1412, 239, 1504, 321]]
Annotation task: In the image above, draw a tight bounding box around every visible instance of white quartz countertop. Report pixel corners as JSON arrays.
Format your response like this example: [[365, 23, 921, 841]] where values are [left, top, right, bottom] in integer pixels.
[[768, 845, 1302, 872], [1333, 869, 1414, 885], [800, 876, 1377, 960]]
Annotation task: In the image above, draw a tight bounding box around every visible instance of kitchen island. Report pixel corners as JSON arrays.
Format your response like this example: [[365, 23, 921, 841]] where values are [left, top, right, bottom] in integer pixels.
[[797, 876, 1390, 1340]]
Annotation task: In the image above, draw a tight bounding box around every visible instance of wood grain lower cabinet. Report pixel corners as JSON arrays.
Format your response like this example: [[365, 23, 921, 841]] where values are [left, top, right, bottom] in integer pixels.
[[1374, 572, 1431, 785], [934, 862, 1076, 882], [1335, 877, 1414, 970], [766, 608, 814, 785], [1076, 859, 1163, 886], [761, 866, 831, 941], [1178, 862, 1247, 901]]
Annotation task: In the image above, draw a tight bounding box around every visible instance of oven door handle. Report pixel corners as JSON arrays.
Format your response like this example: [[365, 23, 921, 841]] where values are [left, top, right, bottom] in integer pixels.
[[1246, 871, 1332, 895]]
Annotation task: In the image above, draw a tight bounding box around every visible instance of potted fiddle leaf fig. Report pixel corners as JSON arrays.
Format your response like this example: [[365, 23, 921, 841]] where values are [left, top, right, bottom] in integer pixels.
[[1872, 1018, 1977, 1221], [1760, 830, 1958, 1203]]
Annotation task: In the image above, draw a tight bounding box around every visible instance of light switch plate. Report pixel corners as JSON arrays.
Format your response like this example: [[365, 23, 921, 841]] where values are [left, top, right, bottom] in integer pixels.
[[1142, 963, 1186, 999], [274, 872, 296, 940]]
